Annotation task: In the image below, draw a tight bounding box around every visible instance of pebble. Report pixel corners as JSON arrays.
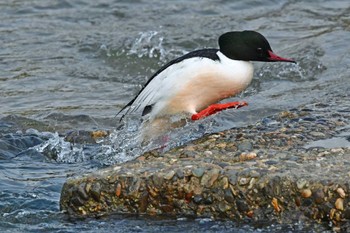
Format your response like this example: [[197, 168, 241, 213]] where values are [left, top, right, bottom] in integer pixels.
[[203, 150, 213, 156], [206, 169, 220, 187], [295, 196, 301, 206], [331, 148, 344, 154], [90, 182, 101, 202], [164, 170, 175, 180], [297, 178, 309, 189], [236, 200, 249, 212], [344, 208, 350, 219], [115, 182, 122, 197], [238, 177, 250, 186], [176, 169, 184, 179], [249, 170, 260, 178], [248, 177, 256, 189], [222, 176, 229, 189], [90, 130, 108, 139], [139, 191, 149, 212], [71, 196, 85, 207], [265, 160, 278, 165], [313, 189, 325, 204], [335, 198, 344, 211], [239, 152, 257, 161], [237, 140, 253, 151], [152, 174, 164, 187], [216, 143, 227, 149], [192, 168, 205, 178], [77, 183, 89, 200], [301, 189, 312, 198], [329, 208, 336, 220], [310, 131, 326, 137], [203, 195, 213, 205], [336, 187, 346, 198], [224, 188, 234, 203], [218, 202, 230, 212], [271, 197, 281, 212], [227, 173, 237, 185], [193, 195, 203, 204]]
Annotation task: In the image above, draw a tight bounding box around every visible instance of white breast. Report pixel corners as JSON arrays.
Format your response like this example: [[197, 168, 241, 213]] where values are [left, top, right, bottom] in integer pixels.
[[130, 51, 254, 120]]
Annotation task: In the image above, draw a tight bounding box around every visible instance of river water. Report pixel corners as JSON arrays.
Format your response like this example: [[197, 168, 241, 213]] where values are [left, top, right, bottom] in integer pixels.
[[1, 0, 350, 232]]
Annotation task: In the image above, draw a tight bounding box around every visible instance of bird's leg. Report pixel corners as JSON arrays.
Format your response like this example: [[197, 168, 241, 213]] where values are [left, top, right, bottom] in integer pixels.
[[191, 101, 248, 121]]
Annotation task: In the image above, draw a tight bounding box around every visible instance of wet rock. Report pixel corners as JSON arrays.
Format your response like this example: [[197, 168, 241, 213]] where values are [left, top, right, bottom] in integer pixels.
[[226, 171, 237, 185], [236, 200, 249, 212], [218, 202, 230, 212], [271, 197, 281, 213], [265, 177, 281, 197], [295, 196, 301, 206], [221, 176, 229, 189], [203, 194, 213, 205], [203, 150, 213, 156], [336, 187, 346, 198], [301, 189, 312, 198], [152, 174, 163, 188], [59, 94, 350, 228], [238, 177, 250, 186], [200, 169, 220, 188], [319, 203, 333, 216], [313, 189, 325, 204], [193, 195, 203, 204], [335, 198, 344, 211], [139, 191, 149, 213], [239, 152, 257, 161], [115, 182, 122, 197], [64, 130, 97, 144], [302, 198, 313, 207], [224, 188, 234, 203], [310, 131, 326, 138], [264, 160, 278, 165], [344, 209, 350, 219], [297, 178, 309, 190], [77, 183, 89, 201], [90, 182, 101, 202], [237, 140, 253, 151], [90, 130, 109, 140], [71, 196, 85, 207], [176, 169, 184, 179], [164, 170, 175, 180], [192, 168, 205, 178], [249, 170, 260, 178]]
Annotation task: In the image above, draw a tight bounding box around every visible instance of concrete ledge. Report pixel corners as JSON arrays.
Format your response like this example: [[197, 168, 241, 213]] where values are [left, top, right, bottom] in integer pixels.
[[60, 96, 350, 230]]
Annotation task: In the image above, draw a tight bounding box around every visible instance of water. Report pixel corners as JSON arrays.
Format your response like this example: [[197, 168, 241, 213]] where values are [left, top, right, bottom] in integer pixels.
[[1, 0, 349, 232]]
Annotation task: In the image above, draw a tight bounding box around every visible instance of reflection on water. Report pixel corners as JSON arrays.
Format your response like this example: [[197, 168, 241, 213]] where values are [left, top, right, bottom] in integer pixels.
[[1, 0, 350, 232]]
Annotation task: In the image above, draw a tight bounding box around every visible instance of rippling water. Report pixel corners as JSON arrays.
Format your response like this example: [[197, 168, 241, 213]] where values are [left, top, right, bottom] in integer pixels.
[[1, 0, 349, 232]]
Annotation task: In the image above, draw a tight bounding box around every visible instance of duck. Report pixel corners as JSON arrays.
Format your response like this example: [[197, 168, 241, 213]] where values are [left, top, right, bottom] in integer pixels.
[[117, 31, 295, 135]]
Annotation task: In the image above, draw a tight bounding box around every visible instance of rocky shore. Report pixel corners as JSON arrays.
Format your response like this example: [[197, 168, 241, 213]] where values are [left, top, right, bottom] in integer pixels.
[[60, 91, 350, 231]]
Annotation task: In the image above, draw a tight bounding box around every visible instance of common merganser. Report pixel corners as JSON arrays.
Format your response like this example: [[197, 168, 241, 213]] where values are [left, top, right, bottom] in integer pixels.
[[117, 31, 295, 124]]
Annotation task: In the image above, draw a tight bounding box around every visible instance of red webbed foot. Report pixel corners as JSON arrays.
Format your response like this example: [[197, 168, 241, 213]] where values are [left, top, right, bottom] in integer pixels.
[[191, 101, 248, 121]]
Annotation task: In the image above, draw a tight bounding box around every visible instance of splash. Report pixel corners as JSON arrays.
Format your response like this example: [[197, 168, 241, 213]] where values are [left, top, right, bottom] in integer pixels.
[[127, 31, 166, 60], [29, 113, 218, 166], [33, 130, 86, 163]]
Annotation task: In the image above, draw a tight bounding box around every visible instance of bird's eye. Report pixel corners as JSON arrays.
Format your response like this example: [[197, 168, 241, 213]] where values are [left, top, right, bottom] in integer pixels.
[[256, 48, 263, 55]]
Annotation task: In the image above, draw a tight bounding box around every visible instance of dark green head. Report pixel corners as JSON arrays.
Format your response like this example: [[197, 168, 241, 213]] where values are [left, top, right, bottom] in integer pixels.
[[219, 31, 295, 63]]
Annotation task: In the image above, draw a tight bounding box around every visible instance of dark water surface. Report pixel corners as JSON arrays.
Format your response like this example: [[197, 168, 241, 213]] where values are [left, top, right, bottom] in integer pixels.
[[1, 0, 350, 232]]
